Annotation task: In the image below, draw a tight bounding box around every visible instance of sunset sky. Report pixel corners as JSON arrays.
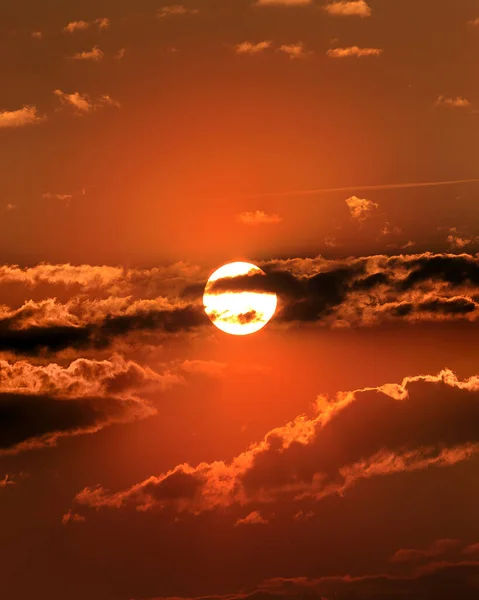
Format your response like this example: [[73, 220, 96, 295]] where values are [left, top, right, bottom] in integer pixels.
[[2, 1, 479, 599]]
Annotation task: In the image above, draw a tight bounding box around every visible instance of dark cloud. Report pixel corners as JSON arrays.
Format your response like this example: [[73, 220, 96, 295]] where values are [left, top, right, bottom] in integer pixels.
[[0, 391, 155, 455], [0, 355, 178, 454], [74, 369, 479, 516], [143, 561, 479, 600], [189, 253, 479, 327], [0, 305, 206, 356]]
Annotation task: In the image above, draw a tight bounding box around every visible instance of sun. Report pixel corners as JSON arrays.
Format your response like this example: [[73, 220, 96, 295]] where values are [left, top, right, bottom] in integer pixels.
[[203, 262, 277, 336]]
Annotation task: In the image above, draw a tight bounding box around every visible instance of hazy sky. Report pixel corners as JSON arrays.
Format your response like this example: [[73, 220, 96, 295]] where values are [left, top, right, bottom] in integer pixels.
[[2, 2, 479, 600]]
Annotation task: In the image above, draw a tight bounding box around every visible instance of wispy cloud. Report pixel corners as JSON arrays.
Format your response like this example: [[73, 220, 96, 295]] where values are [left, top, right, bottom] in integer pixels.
[[157, 5, 199, 18], [238, 210, 282, 225], [114, 48, 126, 60], [323, 0, 371, 17], [71, 46, 104, 61], [0, 106, 45, 129], [327, 46, 383, 58], [42, 193, 74, 202], [53, 90, 120, 114], [64, 18, 110, 33], [236, 41, 272, 54]]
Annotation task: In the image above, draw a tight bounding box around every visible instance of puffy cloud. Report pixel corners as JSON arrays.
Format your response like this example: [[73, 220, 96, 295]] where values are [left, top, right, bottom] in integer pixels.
[[238, 210, 282, 224], [74, 369, 479, 516], [345, 196, 378, 221], [0, 106, 44, 129], [0, 354, 181, 455], [71, 46, 104, 61], [53, 90, 120, 113], [323, 0, 371, 17], [435, 96, 472, 109], [327, 46, 383, 58], [236, 41, 272, 55], [157, 5, 199, 18], [235, 511, 268, 526], [278, 42, 312, 59]]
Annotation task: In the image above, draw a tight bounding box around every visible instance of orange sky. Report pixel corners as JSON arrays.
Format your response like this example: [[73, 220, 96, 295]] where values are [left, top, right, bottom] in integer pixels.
[[2, 2, 479, 600]]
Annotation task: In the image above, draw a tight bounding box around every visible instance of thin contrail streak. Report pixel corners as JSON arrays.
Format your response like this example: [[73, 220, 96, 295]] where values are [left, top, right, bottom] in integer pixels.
[[210, 178, 479, 201]]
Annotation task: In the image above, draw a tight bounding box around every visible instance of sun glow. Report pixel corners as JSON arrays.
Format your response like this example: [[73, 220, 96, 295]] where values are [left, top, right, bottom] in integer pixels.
[[203, 262, 277, 336]]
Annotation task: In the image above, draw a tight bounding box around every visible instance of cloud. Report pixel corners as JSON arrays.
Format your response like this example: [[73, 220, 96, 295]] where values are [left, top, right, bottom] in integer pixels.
[[157, 5, 199, 18], [236, 41, 272, 55], [0, 474, 16, 489], [446, 227, 476, 249], [0, 296, 207, 356], [435, 96, 472, 108], [114, 48, 126, 60], [238, 210, 282, 225], [391, 539, 460, 563], [64, 18, 110, 33], [323, 0, 371, 17], [31, 31, 43, 39], [235, 511, 268, 526], [463, 543, 479, 555], [53, 90, 120, 113], [0, 106, 45, 129], [42, 193, 74, 202], [74, 369, 479, 516], [186, 252, 479, 328], [278, 42, 312, 59], [256, 0, 312, 5], [345, 196, 378, 221], [468, 17, 479, 26], [0, 354, 181, 455], [143, 562, 479, 600], [327, 46, 383, 58], [62, 510, 86, 525], [71, 46, 104, 61]]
